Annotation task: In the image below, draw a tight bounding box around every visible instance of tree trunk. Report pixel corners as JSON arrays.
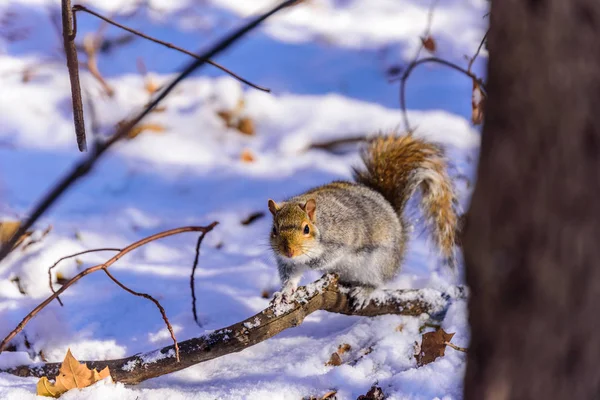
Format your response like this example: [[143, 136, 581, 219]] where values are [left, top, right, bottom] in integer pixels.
[[463, 0, 600, 399]]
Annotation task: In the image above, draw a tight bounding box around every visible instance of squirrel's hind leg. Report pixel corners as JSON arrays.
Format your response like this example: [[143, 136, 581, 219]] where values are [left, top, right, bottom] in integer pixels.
[[347, 285, 376, 310]]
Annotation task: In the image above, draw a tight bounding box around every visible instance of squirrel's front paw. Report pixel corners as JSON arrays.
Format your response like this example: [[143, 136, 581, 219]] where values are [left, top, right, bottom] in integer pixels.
[[349, 286, 374, 310], [270, 285, 297, 307]]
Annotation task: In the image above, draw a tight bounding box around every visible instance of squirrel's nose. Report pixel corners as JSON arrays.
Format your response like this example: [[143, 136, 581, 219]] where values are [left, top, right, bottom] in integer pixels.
[[282, 244, 294, 258]]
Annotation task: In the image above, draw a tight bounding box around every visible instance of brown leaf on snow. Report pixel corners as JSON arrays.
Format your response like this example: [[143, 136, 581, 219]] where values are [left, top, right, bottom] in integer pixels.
[[240, 149, 256, 163], [326, 352, 342, 366], [357, 385, 386, 400], [471, 79, 485, 125], [124, 123, 166, 140], [36, 349, 112, 397], [415, 328, 455, 367], [237, 117, 255, 136], [337, 343, 351, 354]]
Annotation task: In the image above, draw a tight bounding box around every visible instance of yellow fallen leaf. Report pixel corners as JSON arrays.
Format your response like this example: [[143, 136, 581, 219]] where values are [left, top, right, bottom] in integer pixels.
[[36, 349, 112, 398], [36, 377, 61, 398]]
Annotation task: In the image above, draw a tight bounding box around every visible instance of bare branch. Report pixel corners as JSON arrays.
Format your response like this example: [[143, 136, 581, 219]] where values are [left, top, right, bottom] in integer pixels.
[[467, 31, 488, 73], [102, 268, 180, 362], [72, 4, 271, 93], [62, 0, 87, 151], [0, 223, 218, 353], [400, 57, 486, 133], [48, 248, 121, 307], [1, 274, 462, 384], [0, 0, 298, 265]]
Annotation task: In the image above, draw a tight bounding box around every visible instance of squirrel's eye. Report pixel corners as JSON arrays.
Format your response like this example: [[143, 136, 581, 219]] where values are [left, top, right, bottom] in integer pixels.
[[272, 226, 277, 236], [303, 225, 310, 235]]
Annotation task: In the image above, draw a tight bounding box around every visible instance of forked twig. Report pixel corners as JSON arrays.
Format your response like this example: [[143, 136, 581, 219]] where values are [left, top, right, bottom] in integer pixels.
[[103, 268, 181, 361], [48, 248, 121, 306], [400, 57, 487, 132], [0, 224, 218, 353]]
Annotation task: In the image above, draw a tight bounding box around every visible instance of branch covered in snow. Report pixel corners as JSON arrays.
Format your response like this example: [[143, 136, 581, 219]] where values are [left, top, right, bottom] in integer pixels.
[[1, 274, 463, 385]]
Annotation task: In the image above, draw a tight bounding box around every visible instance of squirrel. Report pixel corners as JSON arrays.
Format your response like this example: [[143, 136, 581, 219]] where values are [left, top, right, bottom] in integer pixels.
[[267, 134, 458, 308]]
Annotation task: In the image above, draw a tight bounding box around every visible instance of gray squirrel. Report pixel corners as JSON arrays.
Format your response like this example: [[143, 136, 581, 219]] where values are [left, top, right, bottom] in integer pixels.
[[267, 135, 458, 308]]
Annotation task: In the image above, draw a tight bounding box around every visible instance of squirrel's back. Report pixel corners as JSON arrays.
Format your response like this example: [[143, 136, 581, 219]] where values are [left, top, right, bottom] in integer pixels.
[[353, 135, 458, 265], [289, 181, 404, 253]]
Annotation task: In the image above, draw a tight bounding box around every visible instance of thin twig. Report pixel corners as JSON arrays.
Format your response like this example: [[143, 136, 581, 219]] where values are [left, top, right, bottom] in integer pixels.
[[399, 0, 439, 134], [307, 135, 367, 153], [0, 0, 297, 265], [0, 224, 217, 353], [48, 248, 121, 307], [444, 341, 468, 353], [467, 30, 488, 72], [190, 230, 211, 326], [103, 268, 180, 362], [72, 4, 271, 93], [62, 0, 87, 151], [399, 57, 486, 132]]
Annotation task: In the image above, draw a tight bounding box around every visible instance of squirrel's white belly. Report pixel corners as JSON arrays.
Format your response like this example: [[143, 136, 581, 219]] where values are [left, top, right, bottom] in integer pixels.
[[323, 250, 391, 287]]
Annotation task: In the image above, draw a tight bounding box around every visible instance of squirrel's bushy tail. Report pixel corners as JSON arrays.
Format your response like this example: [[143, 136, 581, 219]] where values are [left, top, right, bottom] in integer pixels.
[[353, 135, 457, 265]]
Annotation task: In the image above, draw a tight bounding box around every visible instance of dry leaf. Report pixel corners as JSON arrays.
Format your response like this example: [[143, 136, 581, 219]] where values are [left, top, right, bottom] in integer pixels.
[[321, 390, 338, 399], [325, 352, 342, 366], [217, 110, 234, 127], [237, 117, 255, 136], [395, 324, 405, 332], [421, 36, 436, 53], [0, 220, 32, 249], [144, 77, 160, 95], [36, 349, 112, 398], [471, 80, 485, 125], [415, 328, 455, 367], [240, 149, 256, 163], [261, 289, 271, 299], [124, 123, 166, 139], [337, 343, 351, 354], [357, 386, 386, 400]]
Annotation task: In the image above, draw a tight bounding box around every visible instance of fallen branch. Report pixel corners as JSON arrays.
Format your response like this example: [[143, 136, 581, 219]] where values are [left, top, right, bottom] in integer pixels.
[[62, 0, 87, 151], [0, 0, 297, 265], [0, 223, 218, 354], [72, 4, 271, 93], [1, 274, 463, 384]]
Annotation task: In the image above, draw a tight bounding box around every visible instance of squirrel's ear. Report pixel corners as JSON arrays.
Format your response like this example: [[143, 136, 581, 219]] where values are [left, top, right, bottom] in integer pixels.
[[268, 199, 280, 215], [304, 198, 316, 221]]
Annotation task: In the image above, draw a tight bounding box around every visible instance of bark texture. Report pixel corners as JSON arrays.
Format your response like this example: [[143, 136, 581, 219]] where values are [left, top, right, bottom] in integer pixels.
[[463, 0, 600, 398], [2, 275, 458, 385]]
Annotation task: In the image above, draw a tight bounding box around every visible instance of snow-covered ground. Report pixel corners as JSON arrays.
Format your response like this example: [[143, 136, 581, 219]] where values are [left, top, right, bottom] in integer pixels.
[[0, 0, 486, 398]]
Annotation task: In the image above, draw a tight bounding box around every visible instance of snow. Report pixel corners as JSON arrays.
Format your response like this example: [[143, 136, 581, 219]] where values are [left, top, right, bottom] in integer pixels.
[[0, 0, 485, 398]]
